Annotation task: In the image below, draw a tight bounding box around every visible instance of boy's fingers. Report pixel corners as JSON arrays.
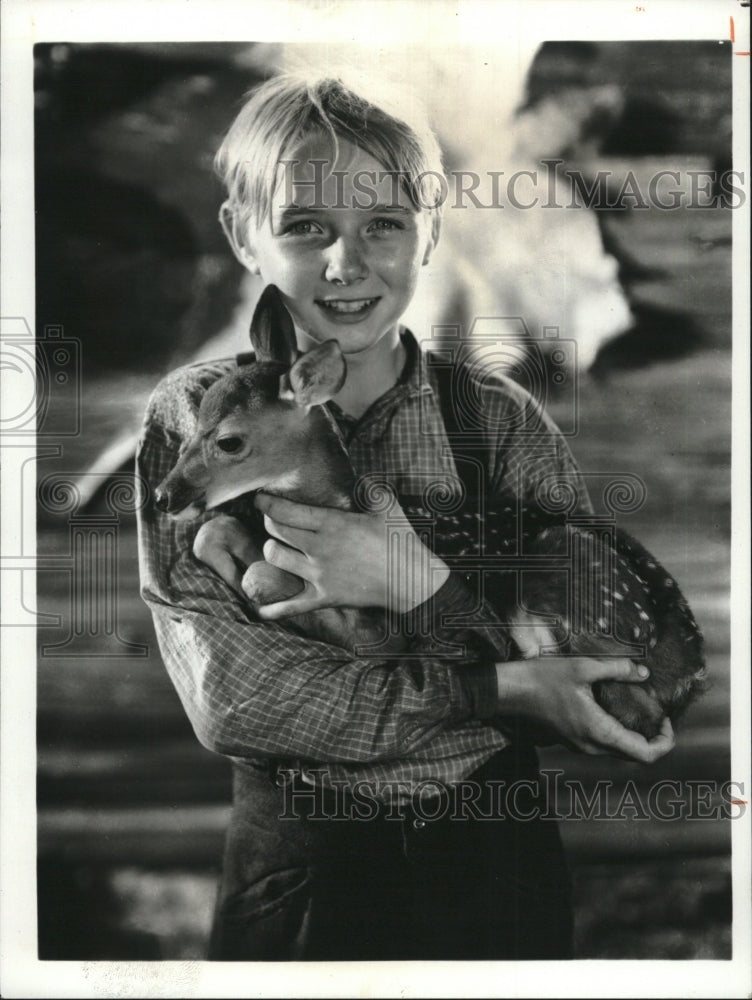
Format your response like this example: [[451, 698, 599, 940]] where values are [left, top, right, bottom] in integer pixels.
[[595, 725, 652, 762], [264, 514, 313, 549], [256, 585, 324, 620], [645, 717, 676, 759], [255, 493, 326, 530], [588, 705, 674, 763], [263, 538, 308, 577], [581, 658, 650, 685]]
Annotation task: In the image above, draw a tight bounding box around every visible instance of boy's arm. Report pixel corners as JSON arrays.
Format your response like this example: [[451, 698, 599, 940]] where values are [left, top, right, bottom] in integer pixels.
[[137, 420, 498, 766]]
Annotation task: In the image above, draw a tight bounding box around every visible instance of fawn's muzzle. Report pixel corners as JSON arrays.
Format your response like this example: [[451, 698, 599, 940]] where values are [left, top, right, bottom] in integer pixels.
[[154, 487, 170, 513], [154, 474, 206, 518]]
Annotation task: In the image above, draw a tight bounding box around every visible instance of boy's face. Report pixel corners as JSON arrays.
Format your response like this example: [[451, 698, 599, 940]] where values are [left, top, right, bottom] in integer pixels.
[[242, 135, 439, 356]]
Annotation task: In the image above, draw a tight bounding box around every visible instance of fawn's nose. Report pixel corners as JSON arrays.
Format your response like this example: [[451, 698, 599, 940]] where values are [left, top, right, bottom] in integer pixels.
[[324, 236, 367, 285], [154, 486, 170, 513]]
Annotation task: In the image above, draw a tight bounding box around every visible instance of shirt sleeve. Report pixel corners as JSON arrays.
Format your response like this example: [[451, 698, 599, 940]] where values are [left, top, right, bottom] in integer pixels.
[[137, 373, 495, 766], [485, 372, 594, 515], [400, 571, 504, 719]]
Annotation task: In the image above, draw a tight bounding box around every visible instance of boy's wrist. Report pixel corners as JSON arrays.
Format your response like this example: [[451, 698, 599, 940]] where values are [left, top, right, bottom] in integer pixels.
[[398, 565, 472, 628], [391, 551, 450, 614], [494, 659, 539, 715]]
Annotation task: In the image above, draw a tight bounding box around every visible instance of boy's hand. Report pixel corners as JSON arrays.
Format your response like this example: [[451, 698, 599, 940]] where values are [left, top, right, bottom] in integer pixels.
[[253, 492, 450, 618], [496, 657, 675, 763]]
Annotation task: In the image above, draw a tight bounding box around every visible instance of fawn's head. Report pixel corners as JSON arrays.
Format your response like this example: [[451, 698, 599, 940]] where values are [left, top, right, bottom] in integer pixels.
[[155, 285, 349, 518]]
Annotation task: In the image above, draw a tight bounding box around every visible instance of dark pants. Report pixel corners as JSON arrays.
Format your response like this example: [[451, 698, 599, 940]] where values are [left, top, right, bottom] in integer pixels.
[[208, 747, 573, 961]]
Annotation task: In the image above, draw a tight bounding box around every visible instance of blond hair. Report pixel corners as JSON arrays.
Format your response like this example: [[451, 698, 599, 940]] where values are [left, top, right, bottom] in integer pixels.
[[215, 73, 445, 258]]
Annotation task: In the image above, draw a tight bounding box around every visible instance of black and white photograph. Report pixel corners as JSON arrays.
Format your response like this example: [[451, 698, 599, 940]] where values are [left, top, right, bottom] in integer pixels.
[[1, 1, 750, 996]]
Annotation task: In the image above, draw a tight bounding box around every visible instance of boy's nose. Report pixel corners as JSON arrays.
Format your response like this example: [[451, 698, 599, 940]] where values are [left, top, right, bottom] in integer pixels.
[[324, 237, 367, 284]]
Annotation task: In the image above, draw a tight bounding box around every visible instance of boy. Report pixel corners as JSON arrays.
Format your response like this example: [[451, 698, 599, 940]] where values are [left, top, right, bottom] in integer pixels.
[[137, 74, 673, 960]]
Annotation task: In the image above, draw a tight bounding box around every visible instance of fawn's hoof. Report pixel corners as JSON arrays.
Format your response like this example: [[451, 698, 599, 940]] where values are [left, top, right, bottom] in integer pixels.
[[594, 679, 665, 740], [242, 561, 304, 606]]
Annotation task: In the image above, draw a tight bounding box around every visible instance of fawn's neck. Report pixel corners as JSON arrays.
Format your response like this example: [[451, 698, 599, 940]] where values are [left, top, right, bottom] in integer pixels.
[[264, 406, 355, 511]]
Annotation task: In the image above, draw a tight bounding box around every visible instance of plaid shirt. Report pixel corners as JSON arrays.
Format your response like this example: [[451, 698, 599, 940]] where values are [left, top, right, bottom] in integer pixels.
[[137, 330, 591, 801]]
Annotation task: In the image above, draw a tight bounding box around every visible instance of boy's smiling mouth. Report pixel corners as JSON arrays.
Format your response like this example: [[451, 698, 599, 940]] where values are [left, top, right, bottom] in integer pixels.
[[316, 296, 380, 320]]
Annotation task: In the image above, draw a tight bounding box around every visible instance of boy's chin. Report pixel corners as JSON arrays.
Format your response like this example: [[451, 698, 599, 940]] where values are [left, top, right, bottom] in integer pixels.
[[294, 303, 403, 356], [318, 318, 402, 355], [331, 330, 396, 357]]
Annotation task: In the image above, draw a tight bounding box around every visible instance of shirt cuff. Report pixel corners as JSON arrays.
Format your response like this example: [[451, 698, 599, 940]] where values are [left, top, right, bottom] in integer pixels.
[[457, 662, 499, 720], [400, 570, 479, 634]]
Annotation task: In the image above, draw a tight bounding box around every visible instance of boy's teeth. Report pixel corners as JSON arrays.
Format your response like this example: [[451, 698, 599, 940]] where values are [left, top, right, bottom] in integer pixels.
[[320, 298, 375, 313]]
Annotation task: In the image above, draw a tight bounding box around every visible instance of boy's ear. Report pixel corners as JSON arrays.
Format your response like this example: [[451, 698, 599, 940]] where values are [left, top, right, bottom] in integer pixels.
[[422, 211, 441, 265], [281, 340, 347, 409], [219, 201, 260, 273], [250, 285, 299, 365], [238, 245, 261, 275]]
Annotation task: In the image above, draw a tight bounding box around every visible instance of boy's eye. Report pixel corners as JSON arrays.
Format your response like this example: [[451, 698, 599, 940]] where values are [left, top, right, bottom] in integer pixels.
[[286, 220, 322, 235], [368, 218, 402, 232]]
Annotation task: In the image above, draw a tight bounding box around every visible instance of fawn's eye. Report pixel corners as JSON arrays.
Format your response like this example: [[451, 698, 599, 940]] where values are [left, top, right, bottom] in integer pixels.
[[216, 436, 244, 454]]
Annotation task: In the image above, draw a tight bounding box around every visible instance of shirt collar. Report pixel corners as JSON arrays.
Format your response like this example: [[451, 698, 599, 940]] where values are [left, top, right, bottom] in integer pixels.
[[326, 327, 434, 442], [396, 325, 434, 396]]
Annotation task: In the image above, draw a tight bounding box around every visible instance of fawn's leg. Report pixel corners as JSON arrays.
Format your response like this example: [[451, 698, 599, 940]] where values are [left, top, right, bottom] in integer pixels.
[[242, 561, 304, 606], [194, 513, 303, 605]]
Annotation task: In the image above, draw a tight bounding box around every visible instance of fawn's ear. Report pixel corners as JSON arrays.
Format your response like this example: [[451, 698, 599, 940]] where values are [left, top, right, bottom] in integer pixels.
[[249, 285, 299, 364], [281, 340, 347, 409]]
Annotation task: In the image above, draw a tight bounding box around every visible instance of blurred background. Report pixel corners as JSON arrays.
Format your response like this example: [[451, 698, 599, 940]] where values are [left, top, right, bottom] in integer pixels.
[[35, 40, 732, 959]]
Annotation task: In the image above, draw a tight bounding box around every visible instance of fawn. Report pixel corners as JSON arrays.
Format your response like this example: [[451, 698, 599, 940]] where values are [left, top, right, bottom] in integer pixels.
[[154, 285, 403, 653], [155, 286, 707, 739]]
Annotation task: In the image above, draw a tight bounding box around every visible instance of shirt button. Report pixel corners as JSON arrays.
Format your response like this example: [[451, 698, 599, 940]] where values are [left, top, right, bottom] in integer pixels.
[[413, 818, 426, 831]]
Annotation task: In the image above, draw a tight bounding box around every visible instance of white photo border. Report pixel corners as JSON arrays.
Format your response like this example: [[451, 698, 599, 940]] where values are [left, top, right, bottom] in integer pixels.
[[1, 1, 749, 997]]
